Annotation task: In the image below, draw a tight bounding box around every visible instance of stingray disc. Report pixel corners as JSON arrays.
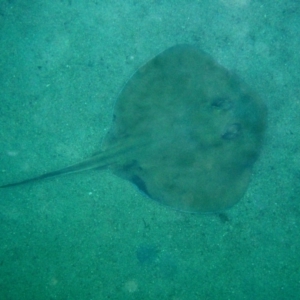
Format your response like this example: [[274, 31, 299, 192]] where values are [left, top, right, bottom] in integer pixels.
[[103, 45, 267, 213], [0, 45, 266, 214]]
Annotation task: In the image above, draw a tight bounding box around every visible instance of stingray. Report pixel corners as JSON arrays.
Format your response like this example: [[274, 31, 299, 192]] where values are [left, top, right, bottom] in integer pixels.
[[1, 45, 266, 213]]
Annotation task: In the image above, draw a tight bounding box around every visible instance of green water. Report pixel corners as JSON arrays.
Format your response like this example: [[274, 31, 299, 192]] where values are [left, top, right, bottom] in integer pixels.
[[0, 0, 299, 299]]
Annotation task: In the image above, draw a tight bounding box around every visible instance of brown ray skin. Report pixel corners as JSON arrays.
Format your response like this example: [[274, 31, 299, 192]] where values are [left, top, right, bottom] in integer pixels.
[[1, 45, 267, 213]]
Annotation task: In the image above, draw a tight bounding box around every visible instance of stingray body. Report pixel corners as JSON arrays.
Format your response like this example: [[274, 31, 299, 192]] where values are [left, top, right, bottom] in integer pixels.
[[1, 45, 266, 213]]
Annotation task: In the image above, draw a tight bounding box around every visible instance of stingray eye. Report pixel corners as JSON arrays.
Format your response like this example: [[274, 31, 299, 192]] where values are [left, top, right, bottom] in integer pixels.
[[211, 97, 233, 111], [222, 123, 241, 140]]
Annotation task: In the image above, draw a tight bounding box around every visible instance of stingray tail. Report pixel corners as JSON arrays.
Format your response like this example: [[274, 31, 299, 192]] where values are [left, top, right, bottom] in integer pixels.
[[0, 152, 112, 188]]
